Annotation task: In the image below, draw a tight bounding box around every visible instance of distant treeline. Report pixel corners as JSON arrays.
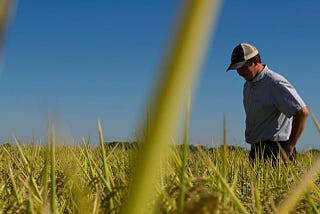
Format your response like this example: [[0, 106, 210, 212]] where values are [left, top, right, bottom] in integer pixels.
[[104, 141, 245, 151], [104, 141, 320, 155], [1, 141, 319, 155]]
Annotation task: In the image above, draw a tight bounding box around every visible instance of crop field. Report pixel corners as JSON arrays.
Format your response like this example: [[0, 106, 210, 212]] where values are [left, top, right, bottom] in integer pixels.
[[1, 1, 320, 213], [0, 131, 320, 213]]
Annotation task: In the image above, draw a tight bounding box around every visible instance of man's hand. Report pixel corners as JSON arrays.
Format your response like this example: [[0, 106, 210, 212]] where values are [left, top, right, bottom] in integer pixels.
[[281, 141, 295, 158], [285, 107, 309, 158]]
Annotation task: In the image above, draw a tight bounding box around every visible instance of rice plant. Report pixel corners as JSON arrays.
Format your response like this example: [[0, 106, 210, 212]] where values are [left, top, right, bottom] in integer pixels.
[[1, 136, 320, 213], [1, 0, 320, 213]]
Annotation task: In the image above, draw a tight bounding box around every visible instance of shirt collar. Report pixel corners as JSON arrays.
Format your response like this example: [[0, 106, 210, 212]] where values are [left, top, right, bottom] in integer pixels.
[[250, 64, 268, 83]]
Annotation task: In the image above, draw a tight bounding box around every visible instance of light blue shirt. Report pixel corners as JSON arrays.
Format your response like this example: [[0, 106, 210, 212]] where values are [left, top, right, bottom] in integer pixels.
[[243, 65, 306, 144]]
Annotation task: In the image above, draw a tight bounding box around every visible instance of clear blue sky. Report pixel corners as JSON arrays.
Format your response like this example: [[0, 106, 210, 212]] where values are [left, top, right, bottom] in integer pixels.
[[1, 0, 319, 150]]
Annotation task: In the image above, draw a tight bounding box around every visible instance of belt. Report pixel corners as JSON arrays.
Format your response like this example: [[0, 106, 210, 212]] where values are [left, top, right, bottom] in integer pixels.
[[252, 140, 287, 148]]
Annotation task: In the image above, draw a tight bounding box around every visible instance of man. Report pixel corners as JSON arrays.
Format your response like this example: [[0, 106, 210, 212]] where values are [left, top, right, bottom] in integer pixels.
[[226, 43, 309, 162]]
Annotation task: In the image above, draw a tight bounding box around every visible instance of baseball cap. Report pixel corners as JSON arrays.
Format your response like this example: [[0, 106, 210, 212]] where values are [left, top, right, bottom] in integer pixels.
[[226, 43, 259, 71]]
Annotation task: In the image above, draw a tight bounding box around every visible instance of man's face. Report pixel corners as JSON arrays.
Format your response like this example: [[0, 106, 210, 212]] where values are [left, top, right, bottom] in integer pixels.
[[236, 63, 256, 81]]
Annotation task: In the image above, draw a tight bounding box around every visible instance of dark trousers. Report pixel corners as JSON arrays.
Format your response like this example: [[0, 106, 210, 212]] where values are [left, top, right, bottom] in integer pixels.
[[249, 140, 296, 163]]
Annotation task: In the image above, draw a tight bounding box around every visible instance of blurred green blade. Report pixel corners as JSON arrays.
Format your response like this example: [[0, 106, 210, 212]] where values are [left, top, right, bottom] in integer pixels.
[[0, 0, 14, 51], [122, 0, 222, 213], [311, 112, 320, 133]]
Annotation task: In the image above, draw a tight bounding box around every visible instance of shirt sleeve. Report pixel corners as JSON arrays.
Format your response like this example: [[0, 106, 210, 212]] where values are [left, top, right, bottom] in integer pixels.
[[271, 80, 306, 118]]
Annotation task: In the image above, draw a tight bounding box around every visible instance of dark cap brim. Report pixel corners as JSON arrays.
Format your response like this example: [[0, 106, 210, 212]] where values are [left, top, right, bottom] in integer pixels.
[[226, 61, 246, 72]]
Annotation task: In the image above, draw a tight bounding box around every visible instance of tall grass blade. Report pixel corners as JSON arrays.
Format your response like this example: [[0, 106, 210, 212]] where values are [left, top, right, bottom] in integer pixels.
[[97, 120, 114, 190], [0, 0, 14, 49], [0, 0, 15, 79], [27, 190, 36, 214], [41, 145, 50, 213], [122, 1, 221, 213], [7, 162, 22, 204], [13, 135, 42, 201], [81, 138, 97, 181], [50, 128, 58, 214], [93, 191, 100, 214], [41, 116, 51, 212], [222, 114, 227, 202], [310, 112, 320, 133], [223, 115, 227, 177], [97, 120, 120, 212], [253, 183, 263, 213], [13, 135, 29, 168], [177, 91, 191, 213]]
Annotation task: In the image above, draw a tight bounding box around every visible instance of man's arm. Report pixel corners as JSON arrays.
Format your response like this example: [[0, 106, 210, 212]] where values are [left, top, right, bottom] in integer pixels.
[[283, 106, 309, 156]]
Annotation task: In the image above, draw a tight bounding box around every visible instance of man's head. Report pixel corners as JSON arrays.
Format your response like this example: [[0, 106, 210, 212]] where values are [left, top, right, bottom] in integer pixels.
[[227, 43, 263, 81]]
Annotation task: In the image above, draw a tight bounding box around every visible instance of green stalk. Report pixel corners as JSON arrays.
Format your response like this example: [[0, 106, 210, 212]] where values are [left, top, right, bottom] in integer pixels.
[[27, 184, 36, 214], [122, 1, 221, 213], [97, 120, 121, 212], [13, 136, 30, 170], [306, 194, 319, 214], [86, 148, 109, 189], [253, 183, 262, 213], [223, 115, 227, 178], [92, 191, 100, 214], [222, 114, 228, 205], [50, 128, 58, 214], [7, 163, 22, 204], [82, 142, 108, 188], [177, 91, 191, 213], [41, 118, 51, 212], [82, 139, 97, 180], [40, 154, 49, 213], [13, 136, 42, 201], [97, 120, 114, 190]]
